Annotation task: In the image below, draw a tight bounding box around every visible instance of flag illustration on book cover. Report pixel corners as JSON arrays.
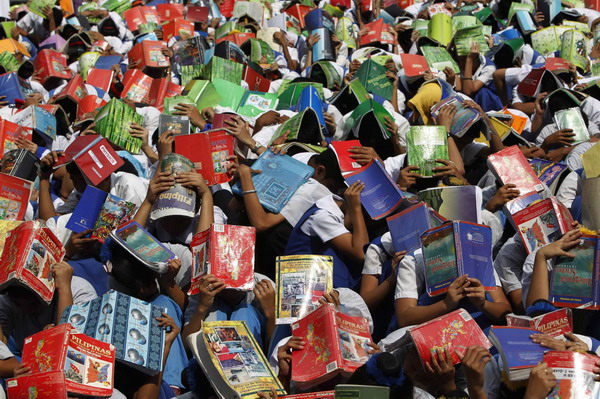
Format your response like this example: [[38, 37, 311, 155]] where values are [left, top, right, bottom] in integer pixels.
[[544, 351, 600, 399], [60, 290, 166, 375], [406, 126, 449, 177], [488, 145, 545, 195], [275, 255, 333, 324], [6, 324, 116, 398], [407, 309, 491, 366], [0, 220, 65, 303], [506, 308, 573, 337], [187, 320, 286, 399], [0, 173, 32, 221], [488, 326, 545, 381], [387, 202, 447, 254], [189, 224, 256, 295], [150, 153, 197, 220], [291, 304, 373, 389]]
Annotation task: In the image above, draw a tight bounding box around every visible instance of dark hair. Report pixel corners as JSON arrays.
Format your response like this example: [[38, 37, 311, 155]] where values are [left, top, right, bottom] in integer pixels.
[[347, 352, 413, 398], [106, 241, 158, 295], [311, 148, 344, 186]]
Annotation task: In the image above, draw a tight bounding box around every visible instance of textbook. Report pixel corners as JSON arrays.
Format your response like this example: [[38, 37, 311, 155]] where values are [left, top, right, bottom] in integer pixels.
[[293, 85, 327, 135], [187, 6, 210, 24], [158, 114, 190, 136], [544, 351, 600, 399], [516, 68, 561, 99], [282, 392, 335, 399], [187, 321, 285, 399], [0, 221, 65, 303], [311, 28, 335, 62], [406, 309, 491, 366], [304, 8, 335, 32], [330, 140, 362, 174], [6, 324, 115, 398], [244, 38, 275, 64], [231, 150, 314, 214], [278, 81, 325, 110], [120, 69, 153, 103], [292, 304, 372, 389], [454, 26, 490, 56], [536, 0, 561, 27], [553, 107, 590, 144], [488, 145, 544, 195], [60, 290, 167, 375], [150, 153, 197, 220], [212, 79, 278, 118], [421, 46, 460, 74], [86, 68, 114, 93], [275, 255, 333, 324], [156, 2, 184, 21], [582, 178, 600, 232], [506, 308, 573, 337], [123, 5, 160, 32], [233, 1, 265, 24], [530, 26, 573, 56], [9, 105, 57, 144], [172, 36, 211, 71], [34, 49, 72, 84], [503, 191, 543, 224], [66, 185, 136, 241], [418, 185, 482, 224], [329, 79, 370, 116], [0, 72, 25, 105], [560, 30, 589, 72], [430, 96, 481, 138], [54, 74, 87, 119], [147, 78, 184, 111], [355, 59, 393, 101], [243, 64, 271, 92], [0, 119, 32, 155], [549, 234, 600, 309], [488, 326, 545, 381], [512, 197, 573, 254], [94, 99, 145, 154], [400, 53, 430, 78], [0, 173, 32, 221], [345, 99, 393, 150], [0, 149, 38, 182], [387, 202, 446, 254], [181, 79, 222, 110], [344, 160, 406, 220], [162, 19, 194, 42], [127, 40, 170, 71], [174, 129, 235, 186], [421, 221, 495, 296], [529, 158, 569, 194], [0, 38, 30, 57], [582, 142, 600, 179], [427, 13, 452, 46], [359, 19, 395, 47], [188, 224, 256, 295], [406, 126, 449, 178], [0, 51, 19, 74], [270, 108, 324, 146], [53, 135, 124, 186]]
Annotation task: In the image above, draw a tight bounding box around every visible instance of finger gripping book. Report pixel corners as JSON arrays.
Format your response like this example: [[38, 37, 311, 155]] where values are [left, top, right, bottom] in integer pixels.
[[488, 326, 545, 381], [406, 126, 449, 178], [487, 145, 544, 195], [150, 153, 197, 220]]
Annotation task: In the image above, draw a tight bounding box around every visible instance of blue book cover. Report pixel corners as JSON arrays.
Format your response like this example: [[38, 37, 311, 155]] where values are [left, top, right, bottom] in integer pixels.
[[304, 9, 335, 33], [112, 220, 176, 267], [34, 106, 57, 142], [454, 221, 495, 290], [95, 55, 123, 70], [489, 326, 545, 372], [386, 202, 433, 253], [0, 73, 24, 104], [65, 185, 107, 234], [421, 223, 457, 296], [60, 289, 166, 374], [516, 10, 537, 34], [231, 149, 314, 214], [344, 160, 405, 221], [311, 28, 335, 63], [294, 85, 327, 134]]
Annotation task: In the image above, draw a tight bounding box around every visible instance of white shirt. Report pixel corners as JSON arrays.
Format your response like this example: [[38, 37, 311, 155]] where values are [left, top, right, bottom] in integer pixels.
[[299, 195, 349, 242], [362, 232, 394, 276], [280, 178, 332, 227]]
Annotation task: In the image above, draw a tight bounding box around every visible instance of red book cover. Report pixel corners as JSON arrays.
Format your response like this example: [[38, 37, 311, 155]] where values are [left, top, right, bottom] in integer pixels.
[[291, 304, 372, 389], [0, 119, 32, 155], [512, 198, 570, 254], [330, 0, 351, 8], [33, 49, 72, 83], [359, 19, 395, 46], [543, 351, 599, 399], [0, 173, 32, 221], [284, 4, 314, 28], [506, 308, 573, 337], [217, 32, 256, 46], [77, 95, 107, 119], [550, 196, 574, 233], [86, 68, 113, 93], [162, 19, 195, 41], [156, 3, 185, 22], [219, 0, 235, 18], [123, 6, 160, 31], [148, 78, 183, 111], [211, 113, 237, 129], [0, 221, 65, 303], [401, 54, 430, 77], [243, 65, 271, 92], [7, 371, 68, 399], [120, 69, 153, 103], [55, 74, 87, 103], [398, 0, 415, 7], [54, 135, 124, 186], [409, 308, 491, 366], [331, 140, 362, 173], [174, 129, 235, 185], [516, 68, 546, 98], [281, 392, 336, 399], [187, 6, 210, 23], [545, 58, 570, 73], [128, 41, 170, 70], [487, 145, 544, 196]]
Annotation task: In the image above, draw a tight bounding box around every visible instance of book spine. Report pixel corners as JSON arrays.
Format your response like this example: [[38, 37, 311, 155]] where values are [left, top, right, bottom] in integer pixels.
[[454, 222, 464, 276], [330, 308, 343, 371], [595, 238, 600, 308]]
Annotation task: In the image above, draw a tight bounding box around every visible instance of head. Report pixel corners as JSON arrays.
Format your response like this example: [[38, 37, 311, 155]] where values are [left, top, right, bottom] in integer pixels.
[[307, 149, 345, 193], [4, 286, 46, 313], [43, 8, 64, 32], [104, 240, 159, 300], [65, 162, 88, 193], [156, 215, 195, 237]]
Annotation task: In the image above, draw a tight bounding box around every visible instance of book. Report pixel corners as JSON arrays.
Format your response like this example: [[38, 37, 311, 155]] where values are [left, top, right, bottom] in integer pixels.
[[406, 308, 491, 366], [0, 221, 65, 303], [543, 351, 600, 399], [212, 113, 237, 129], [549, 235, 600, 309], [278, 82, 325, 111], [421, 221, 495, 296], [582, 142, 600, 179], [33, 49, 72, 84], [560, 30, 589, 72], [0, 173, 32, 221], [529, 158, 569, 194], [0, 119, 32, 155], [506, 308, 573, 337], [487, 145, 544, 195], [430, 96, 481, 138], [553, 107, 590, 145], [94, 99, 145, 154], [0, 72, 25, 105], [6, 324, 115, 398], [187, 321, 285, 399], [172, 36, 211, 71], [0, 149, 39, 182], [454, 26, 490, 56], [187, 6, 210, 24], [512, 197, 573, 254], [230, 150, 314, 213], [123, 5, 160, 32], [530, 26, 573, 56], [212, 79, 278, 118], [428, 13, 452, 46], [86, 68, 114, 93], [304, 8, 335, 33], [311, 28, 335, 62], [344, 160, 406, 220], [406, 126, 448, 178], [75, 95, 108, 126], [233, 0, 265, 24], [53, 135, 124, 186], [345, 99, 393, 149], [127, 40, 170, 71], [199, 56, 244, 86], [66, 185, 136, 241], [359, 19, 395, 47], [488, 326, 545, 381], [582, 178, 600, 232], [188, 224, 256, 294], [9, 105, 57, 144], [330, 140, 362, 175], [328, 79, 370, 116], [162, 18, 195, 42], [417, 186, 482, 224], [269, 108, 324, 146], [536, 0, 561, 28], [386, 202, 447, 254], [0, 39, 30, 58], [282, 392, 335, 399], [503, 191, 543, 225], [275, 255, 333, 324], [0, 51, 19, 74], [158, 114, 190, 136], [181, 79, 222, 111], [120, 69, 153, 103], [150, 153, 197, 220], [59, 290, 166, 375], [174, 129, 235, 186], [354, 59, 393, 101], [400, 53, 430, 78], [334, 386, 389, 399], [421, 46, 460, 74], [243, 63, 271, 92], [291, 304, 372, 389], [147, 78, 184, 111]]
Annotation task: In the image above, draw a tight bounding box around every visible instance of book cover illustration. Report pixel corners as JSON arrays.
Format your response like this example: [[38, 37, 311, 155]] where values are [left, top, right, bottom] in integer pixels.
[[91, 194, 137, 242], [421, 223, 457, 296], [513, 199, 566, 254], [150, 153, 197, 220], [406, 126, 449, 177], [417, 185, 482, 224], [0, 173, 31, 221], [275, 255, 333, 324], [506, 308, 573, 337], [545, 351, 600, 399], [111, 220, 175, 268], [487, 145, 544, 195]]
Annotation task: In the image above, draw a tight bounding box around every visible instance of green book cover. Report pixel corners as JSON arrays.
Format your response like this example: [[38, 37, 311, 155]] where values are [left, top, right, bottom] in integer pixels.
[[277, 82, 324, 110], [560, 29, 589, 72], [78, 2, 103, 24], [406, 126, 449, 177], [0, 51, 19, 73], [200, 56, 243, 85], [550, 237, 595, 306], [216, 21, 243, 39], [310, 61, 342, 90], [594, 24, 600, 44], [95, 99, 144, 154], [428, 13, 452, 46], [475, 7, 493, 23], [270, 108, 323, 145], [0, 22, 15, 38], [237, 92, 278, 117], [531, 26, 561, 55], [138, 22, 160, 35], [413, 19, 429, 37], [101, 0, 131, 14], [29, 0, 56, 18], [212, 78, 246, 110], [79, 52, 100, 80], [323, 3, 344, 18], [452, 15, 479, 34], [336, 17, 357, 49], [553, 107, 590, 144], [354, 59, 393, 101], [249, 39, 275, 64], [507, 2, 533, 22], [454, 26, 490, 56], [182, 80, 222, 110], [163, 96, 196, 115], [563, 20, 590, 33], [345, 99, 392, 140], [335, 385, 390, 399], [179, 64, 204, 86], [421, 46, 460, 74]]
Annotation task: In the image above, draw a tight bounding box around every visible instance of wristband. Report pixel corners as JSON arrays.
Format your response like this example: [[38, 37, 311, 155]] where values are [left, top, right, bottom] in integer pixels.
[[242, 190, 257, 195], [251, 142, 263, 154]]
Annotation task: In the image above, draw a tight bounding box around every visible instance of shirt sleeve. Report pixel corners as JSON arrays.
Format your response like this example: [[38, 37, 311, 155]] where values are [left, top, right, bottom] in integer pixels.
[[300, 209, 349, 243], [394, 253, 421, 300], [71, 276, 99, 304]]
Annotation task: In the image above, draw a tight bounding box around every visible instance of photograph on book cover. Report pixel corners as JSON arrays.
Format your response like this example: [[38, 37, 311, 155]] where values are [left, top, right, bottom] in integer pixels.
[[0, 195, 23, 220], [519, 212, 561, 252], [64, 348, 113, 388], [24, 239, 53, 291], [338, 329, 369, 363], [115, 222, 173, 264], [423, 227, 456, 290], [281, 269, 328, 319]]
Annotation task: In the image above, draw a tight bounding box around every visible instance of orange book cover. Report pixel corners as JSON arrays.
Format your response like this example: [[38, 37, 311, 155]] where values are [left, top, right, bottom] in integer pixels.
[[128, 40, 170, 69], [0, 39, 30, 58], [162, 19, 195, 41], [156, 3, 185, 22], [501, 109, 528, 134]]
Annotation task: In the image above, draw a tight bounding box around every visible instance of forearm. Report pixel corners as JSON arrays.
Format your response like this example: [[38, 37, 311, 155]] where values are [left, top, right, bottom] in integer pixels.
[[480, 300, 511, 323], [240, 173, 274, 232], [305, 49, 313, 69], [282, 46, 298, 72], [483, 116, 505, 153], [361, 276, 396, 309], [448, 137, 466, 176], [396, 300, 450, 327], [39, 179, 58, 220], [391, 87, 399, 113], [264, 313, 275, 346], [530, 113, 544, 135], [55, 286, 73, 325], [348, 207, 369, 262], [133, 200, 153, 227], [526, 253, 550, 308], [197, 192, 214, 233], [468, 386, 488, 399], [141, 145, 158, 164], [182, 306, 208, 350], [160, 281, 187, 311], [0, 358, 19, 378], [512, 102, 535, 116]]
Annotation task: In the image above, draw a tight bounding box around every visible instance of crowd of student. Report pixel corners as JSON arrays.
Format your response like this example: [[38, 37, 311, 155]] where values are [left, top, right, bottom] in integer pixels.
[[0, 0, 599, 397]]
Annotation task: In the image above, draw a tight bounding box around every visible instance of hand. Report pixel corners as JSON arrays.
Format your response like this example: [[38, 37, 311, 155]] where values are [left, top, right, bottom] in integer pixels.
[[386, 69, 399, 84], [443, 67, 456, 85], [273, 31, 288, 46], [425, 347, 456, 393], [195, 274, 226, 313], [344, 181, 364, 210], [324, 113, 337, 133], [591, 43, 600, 60], [366, 341, 381, 355], [348, 146, 381, 165], [225, 116, 254, 147], [530, 334, 567, 350], [42, 5, 53, 18], [524, 362, 556, 399], [145, 171, 175, 205], [542, 129, 576, 148], [226, 155, 239, 178], [410, 30, 421, 42], [536, 229, 583, 260], [534, 11, 545, 24], [175, 170, 211, 193], [318, 290, 341, 307], [65, 230, 98, 259], [257, 387, 279, 399], [277, 336, 305, 379], [443, 275, 468, 309], [485, 184, 520, 212], [202, 107, 215, 124], [253, 279, 275, 319], [462, 99, 484, 115], [349, 59, 361, 73], [52, 261, 74, 291], [469, 42, 481, 58], [173, 103, 205, 129], [464, 277, 485, 310], [235, 163, 262, 181], [13, 364, 31, 377], [432, 159, 460, 178], [157, 131, 175, 159], [161, 47, 174, 59], [391, 251, 406, 276], [23, 93, 43, 107], [129, 122, 150, 148], [254, 110, 284, 131], [436, 104, 457, 133], [15, 137, 38, 154], [307, 33, 321, 49], [564, 332, 589, 352], [384, 116, 398, 137], [159, 258, 181, 286], [156, 313, 180, 344], [460, 346, 492, 396], [397, 166, 421, 190], [38, 151, 63, 180], [520, 145, 545, 159]]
